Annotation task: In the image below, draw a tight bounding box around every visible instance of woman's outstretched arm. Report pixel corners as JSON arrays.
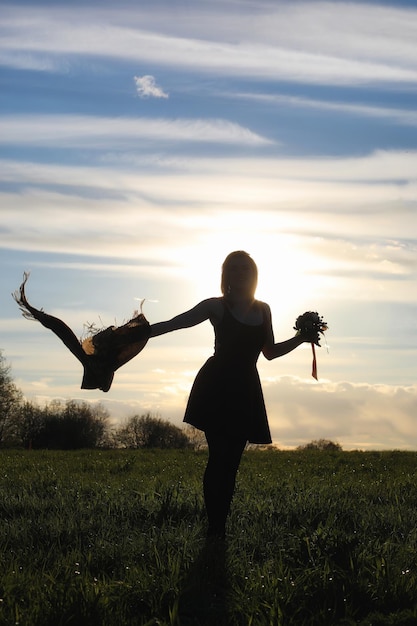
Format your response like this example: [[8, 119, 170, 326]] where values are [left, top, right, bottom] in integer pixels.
[[149, 298, 221, 338], [261, 302, 305, 360]]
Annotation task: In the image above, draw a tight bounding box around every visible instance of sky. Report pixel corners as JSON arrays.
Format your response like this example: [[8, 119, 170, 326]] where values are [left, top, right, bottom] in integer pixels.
[[1, 0, 416, 450]]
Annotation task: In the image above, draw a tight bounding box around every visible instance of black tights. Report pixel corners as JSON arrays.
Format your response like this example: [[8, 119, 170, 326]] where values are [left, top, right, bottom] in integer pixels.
[[203, 431, 247, 538]]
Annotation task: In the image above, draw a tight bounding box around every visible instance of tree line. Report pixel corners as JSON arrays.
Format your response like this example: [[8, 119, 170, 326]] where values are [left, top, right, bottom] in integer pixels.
[[0, 350, 197, 450], [1, 350, 341, 452]]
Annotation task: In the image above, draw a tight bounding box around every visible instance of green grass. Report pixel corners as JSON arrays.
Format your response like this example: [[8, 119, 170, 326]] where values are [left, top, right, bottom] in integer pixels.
[[1, 449, 417, 625]]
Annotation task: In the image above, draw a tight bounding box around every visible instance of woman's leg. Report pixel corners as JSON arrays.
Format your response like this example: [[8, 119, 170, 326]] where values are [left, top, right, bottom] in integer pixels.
[[203, 430, 247, 539]]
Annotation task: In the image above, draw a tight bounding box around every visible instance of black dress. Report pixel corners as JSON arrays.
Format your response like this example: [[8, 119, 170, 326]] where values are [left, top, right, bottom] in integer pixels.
[[183, 298, 272, 444]]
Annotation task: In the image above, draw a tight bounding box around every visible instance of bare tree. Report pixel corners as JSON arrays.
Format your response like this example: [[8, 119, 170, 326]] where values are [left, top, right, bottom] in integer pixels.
[[18, 399, 109, 449], [17, 401, 45, 449], [115, 413, 191, 449], [0, 350, 23, 446]]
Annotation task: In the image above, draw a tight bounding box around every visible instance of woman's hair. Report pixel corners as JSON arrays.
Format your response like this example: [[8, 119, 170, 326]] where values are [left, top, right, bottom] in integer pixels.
[[221, 250, 258, 298]]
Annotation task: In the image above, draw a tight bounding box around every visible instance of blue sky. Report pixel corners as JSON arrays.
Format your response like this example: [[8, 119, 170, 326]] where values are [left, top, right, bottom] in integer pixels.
[[1, 0, 416, 449]]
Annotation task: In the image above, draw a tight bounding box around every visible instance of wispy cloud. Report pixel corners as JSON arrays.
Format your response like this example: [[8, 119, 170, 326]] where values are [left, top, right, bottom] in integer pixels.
[[0, 50, 64, 72], [2, 3, 417, 86], [0, 114, 271, 147], [231, 93, 417, 128], [1, 150, 416, 303]]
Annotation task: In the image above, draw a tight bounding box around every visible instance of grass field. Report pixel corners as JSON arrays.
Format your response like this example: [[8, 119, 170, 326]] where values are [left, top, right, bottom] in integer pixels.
[[1, 448, 417, 625]]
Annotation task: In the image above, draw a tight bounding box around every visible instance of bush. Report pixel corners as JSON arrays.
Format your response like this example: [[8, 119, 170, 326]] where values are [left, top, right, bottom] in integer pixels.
[[297, 438, 342, 452], [115, 413, 191, 449]]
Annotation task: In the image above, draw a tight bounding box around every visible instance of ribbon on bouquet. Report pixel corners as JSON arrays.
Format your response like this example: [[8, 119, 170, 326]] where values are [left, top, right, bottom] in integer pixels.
[[311, 342, 318, 380]]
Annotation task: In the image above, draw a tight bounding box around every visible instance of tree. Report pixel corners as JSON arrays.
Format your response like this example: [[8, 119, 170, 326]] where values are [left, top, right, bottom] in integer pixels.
[[0, 350, 23, 446], [19, 399, 109, 449], [60, 400, 109, 449], [115, 413, 191, 449], [297, 439, 342, 452], [17, 401, 46, 449]]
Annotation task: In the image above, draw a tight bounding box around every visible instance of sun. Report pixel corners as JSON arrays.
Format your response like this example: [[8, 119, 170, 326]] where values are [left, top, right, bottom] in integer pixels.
[[174, 209, 323, 330]]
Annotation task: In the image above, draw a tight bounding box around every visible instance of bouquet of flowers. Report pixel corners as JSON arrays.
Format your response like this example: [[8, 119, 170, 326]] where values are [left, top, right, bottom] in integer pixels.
[[294, 311, 328, 379], [294, 311, 328, 346]]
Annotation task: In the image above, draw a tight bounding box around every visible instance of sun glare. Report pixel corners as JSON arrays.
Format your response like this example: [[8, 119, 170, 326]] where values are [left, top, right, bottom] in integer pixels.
[[174, 211, 324, 327]]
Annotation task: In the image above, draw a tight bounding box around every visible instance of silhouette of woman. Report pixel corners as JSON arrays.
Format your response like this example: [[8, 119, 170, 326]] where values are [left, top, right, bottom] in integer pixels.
[[14, 253, 324, 540], [150, 250, 318, 539]]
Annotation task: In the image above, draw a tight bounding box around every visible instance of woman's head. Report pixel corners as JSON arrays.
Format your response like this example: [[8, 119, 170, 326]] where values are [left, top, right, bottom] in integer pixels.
[[221, 251, 258, 299]]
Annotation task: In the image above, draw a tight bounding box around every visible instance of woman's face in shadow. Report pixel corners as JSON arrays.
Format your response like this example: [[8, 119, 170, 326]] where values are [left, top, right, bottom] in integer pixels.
[[228, 257, 255, 294]]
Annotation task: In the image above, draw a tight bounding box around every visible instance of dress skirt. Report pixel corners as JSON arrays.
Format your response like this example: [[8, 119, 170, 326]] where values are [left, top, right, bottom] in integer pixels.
[[183, 355, 272, 444]]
